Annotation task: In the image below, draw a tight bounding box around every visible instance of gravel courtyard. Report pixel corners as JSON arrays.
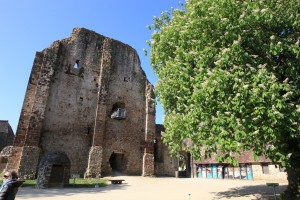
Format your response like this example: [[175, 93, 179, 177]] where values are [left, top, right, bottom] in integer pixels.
[[16, 176, 287, 200]]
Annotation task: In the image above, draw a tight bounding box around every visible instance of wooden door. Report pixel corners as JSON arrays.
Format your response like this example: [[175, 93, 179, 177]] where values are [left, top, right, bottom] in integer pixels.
[[49, 165, 64, 187]]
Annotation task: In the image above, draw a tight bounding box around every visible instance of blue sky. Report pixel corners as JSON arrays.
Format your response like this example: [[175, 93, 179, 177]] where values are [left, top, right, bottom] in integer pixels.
[[0, 0, 182, 133]]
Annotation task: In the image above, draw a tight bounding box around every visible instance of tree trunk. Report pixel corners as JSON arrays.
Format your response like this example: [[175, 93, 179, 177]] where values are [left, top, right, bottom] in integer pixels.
[[282, 156, 300, 200]]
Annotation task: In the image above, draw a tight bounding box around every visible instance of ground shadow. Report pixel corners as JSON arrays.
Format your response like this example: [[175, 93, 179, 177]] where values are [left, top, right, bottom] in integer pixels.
[[212, 184, 287, 200], [18, 181, 130, 199]]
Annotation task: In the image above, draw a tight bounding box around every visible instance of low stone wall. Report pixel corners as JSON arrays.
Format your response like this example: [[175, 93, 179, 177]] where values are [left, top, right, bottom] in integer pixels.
[[0, 146, 14, 173], [154, 150, 177, 177]]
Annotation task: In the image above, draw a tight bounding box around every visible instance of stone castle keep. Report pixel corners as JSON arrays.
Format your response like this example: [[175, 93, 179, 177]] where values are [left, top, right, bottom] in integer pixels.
[[6, 28, 176, 187]]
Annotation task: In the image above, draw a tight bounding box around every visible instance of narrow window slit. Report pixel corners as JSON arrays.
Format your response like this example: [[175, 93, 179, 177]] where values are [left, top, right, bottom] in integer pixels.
[[73, 60, 80, 69]]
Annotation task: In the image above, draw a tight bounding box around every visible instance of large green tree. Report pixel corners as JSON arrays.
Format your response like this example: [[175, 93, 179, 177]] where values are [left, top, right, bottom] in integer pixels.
[[149, 0, 300, 198]]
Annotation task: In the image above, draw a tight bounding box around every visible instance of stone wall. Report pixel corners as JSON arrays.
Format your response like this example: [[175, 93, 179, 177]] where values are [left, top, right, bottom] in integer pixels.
[[0, 146, 14, 172], [0, 120, 14, 171], [0, 120, 14, 152], [252, 164, 287, 182], [154, 124, 177, 176], [18, 146, 41, 179]]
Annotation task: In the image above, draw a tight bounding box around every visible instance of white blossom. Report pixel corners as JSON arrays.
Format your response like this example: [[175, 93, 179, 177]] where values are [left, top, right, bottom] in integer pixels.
[[239, 12, 245, 18], [243, 84, 249, 89], [271, 94, 275, 99], [221, 18, 229, 22], [258, 83, 266, 89], [222, 48, 229, 53], [261, 8, 267, 13], [233, 40, 239, 44], [271, 74, 276, 80], [282, 91, 292, 98], [258, 63, 267, 69], [214, 60, 221, 65], [207, 70, 212, 76], [202, 81, 208, 87]]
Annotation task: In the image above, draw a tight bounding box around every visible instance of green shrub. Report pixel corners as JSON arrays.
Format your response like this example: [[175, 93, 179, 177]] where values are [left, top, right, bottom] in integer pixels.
[[70, 178, 107, 188], [19, 178, 107, 188]]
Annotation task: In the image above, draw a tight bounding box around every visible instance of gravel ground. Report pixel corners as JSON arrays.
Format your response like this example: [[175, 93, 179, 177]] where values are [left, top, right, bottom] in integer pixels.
[[16, 176, 287, 200]]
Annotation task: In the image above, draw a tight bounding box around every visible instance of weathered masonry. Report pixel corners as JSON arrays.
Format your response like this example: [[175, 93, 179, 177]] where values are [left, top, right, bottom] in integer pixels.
[[0, 120, 15, 172], [6, 28, 175, 188], [0, 120, 14, 152]]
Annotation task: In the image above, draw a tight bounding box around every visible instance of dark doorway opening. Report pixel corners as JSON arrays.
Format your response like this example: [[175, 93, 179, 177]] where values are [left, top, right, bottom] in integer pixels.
[[49, 164, 64, 187], [109, 152, 126, 175], [187, 153, 191, 178], [37, 152, 71, 188]]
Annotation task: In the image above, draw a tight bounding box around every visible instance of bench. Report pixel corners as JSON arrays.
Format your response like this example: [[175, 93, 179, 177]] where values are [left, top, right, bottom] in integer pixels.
[[109, 179, 125, 184]]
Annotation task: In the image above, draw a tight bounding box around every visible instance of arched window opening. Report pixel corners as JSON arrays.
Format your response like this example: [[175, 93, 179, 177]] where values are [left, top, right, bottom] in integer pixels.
[[73, 60, 80, 69], [111, 102, 126, 120]]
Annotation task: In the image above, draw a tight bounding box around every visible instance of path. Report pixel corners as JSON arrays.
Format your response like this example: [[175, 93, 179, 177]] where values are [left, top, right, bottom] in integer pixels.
[[17, 176, 287, 200]]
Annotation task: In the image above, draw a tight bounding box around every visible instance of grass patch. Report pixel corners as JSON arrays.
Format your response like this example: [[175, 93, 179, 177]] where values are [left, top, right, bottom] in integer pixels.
[[0, 172, 2, 185], [21, 179, 36, 187], [70, 178, 107, 188], [0, 176, 107, 188]]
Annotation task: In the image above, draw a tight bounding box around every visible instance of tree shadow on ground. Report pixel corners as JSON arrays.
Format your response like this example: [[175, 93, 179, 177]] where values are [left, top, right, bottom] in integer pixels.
[[212, 184, 287, 200], [18, 182, 130, 199]]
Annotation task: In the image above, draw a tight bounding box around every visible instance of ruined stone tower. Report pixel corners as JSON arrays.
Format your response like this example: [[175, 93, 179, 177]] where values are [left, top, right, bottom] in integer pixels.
[[7, 28, 157, 187], [0, 120, 14, 152]]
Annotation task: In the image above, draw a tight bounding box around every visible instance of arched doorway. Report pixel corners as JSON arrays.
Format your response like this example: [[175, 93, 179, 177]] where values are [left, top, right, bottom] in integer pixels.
[[37, 152, 71, 188], [49, 164, 65, 185], [109, 152, 126, 175]]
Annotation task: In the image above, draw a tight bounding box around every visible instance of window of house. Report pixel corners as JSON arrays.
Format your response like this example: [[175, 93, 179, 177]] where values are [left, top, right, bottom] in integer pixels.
[[262, 163, 269, 174]]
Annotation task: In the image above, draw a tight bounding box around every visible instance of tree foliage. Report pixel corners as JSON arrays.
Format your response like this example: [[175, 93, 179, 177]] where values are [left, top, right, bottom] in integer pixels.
[[149, 0, 300, 166]]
